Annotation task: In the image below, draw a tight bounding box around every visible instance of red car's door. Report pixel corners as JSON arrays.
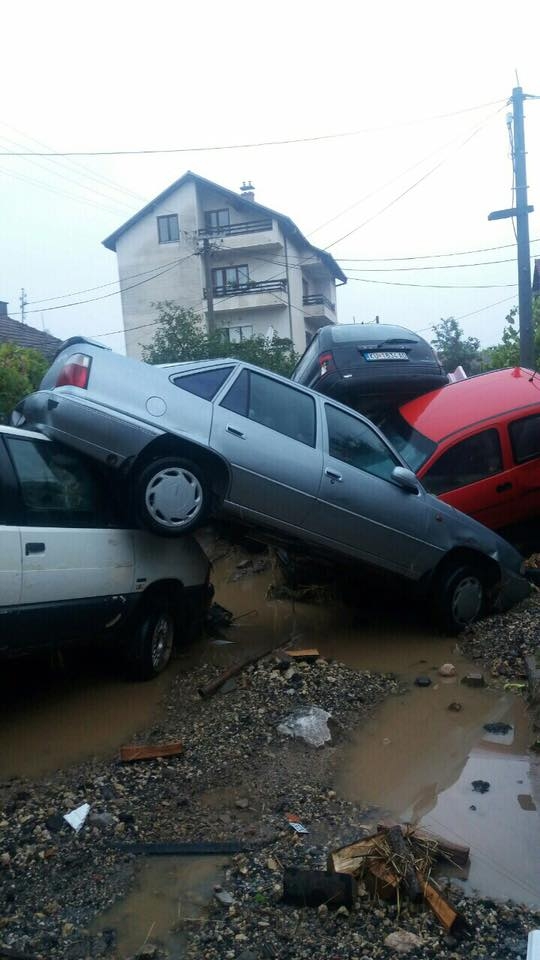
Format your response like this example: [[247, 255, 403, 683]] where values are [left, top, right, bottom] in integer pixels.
[[505, 412, 540, 523], [418, 426, 517, 530]]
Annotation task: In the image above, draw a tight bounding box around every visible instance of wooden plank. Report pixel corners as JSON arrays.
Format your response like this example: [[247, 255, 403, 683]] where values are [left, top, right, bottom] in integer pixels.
[[198, 638, 290, 698], [421, 875, 469, 935], [287, 649, 320, 661], [327, 835, 386, 876], [366, 859, 400, 900], [119, 741, 184, 763], [384, 824, 423, 903], [377, 819, 470, 867]]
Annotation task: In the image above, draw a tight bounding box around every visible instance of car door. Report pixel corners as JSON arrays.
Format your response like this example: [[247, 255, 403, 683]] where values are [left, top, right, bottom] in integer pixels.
[[507, 412, 540, 523], [308, 402, 435, 576], [210, 367, 323, 529], [0, 438, 22, 652], [418, 427, 514, 529], [4, 434, 135, 647]]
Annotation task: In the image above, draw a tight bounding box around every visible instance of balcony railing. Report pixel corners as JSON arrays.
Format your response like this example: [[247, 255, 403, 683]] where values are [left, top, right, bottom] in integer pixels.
[[205, 279, 288, 298], [199, 218, 273, 238], [303, 294, 335, 311]]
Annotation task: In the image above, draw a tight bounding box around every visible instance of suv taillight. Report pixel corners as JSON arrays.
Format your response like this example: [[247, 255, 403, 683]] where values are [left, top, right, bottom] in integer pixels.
[[55, 353, 92, 389], [318, 351, 336, 377]]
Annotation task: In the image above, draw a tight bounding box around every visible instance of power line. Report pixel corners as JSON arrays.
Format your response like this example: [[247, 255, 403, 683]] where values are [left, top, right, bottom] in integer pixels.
[[13, 254, 197, 317], [324, 105, 507, 250], [337, 237, 540, 262], [344, 256, 526, 272], [347, 276, 518, 289], [0, 99, 506, 157], [0, 163, 136, 218], [454, 294, 518, 321]]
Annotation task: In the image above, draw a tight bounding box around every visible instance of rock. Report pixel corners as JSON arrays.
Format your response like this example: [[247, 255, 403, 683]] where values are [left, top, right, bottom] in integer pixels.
[[414, 676, 432, 687], [472, 779, 490, 793], [439, 663, 457, 677], [318, 903, 329, 919], [215, 890, 235, 907], [448, 701, 463, 711], [384, 930, 423, 953], [235, 798, 249, 810], [462, 672, 485, 687], [134, 946, 158, 959], [45, 813, 65, 833], [336, 905, 349, 918], [88, 812, 116, 829], [0, 852, 11, 867], [484, 722, 512, 734]]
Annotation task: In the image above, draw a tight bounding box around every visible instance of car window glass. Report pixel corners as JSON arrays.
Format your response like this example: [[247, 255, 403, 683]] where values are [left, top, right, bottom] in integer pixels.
[[509, 414, 540, 464], [172, 366, 234, 400], [325, 405, 398, 480], [6, 438, 112, 528], [292, 337, 319, 380], [221, 369, 316, 446], [422, 429, 503, 495]]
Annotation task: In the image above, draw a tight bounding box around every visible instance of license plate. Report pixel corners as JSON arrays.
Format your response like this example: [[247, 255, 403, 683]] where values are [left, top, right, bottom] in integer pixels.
[[363, 351, 408, 361]]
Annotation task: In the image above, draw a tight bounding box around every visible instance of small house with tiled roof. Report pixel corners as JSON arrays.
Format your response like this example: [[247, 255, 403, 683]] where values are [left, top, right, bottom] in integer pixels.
[[0, 301, 61, 360]]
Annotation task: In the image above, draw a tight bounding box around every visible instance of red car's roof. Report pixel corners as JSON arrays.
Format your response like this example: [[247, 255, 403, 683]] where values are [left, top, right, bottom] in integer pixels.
[[399, 367, 540, 442]]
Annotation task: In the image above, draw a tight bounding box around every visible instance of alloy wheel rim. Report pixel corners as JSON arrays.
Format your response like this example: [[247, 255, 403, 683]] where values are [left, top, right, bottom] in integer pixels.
[[151, 613, 174, 671]]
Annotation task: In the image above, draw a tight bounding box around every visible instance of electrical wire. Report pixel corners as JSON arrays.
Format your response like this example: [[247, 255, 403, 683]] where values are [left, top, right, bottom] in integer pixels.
[[0, 99, 507, 157], [0, 163, 136, 219], [347, 276, 518, 289], [337, 256, 526, 272], [337, 238, 540, 262], [324, 105, 507, 250], [12, 254, 198, 317]]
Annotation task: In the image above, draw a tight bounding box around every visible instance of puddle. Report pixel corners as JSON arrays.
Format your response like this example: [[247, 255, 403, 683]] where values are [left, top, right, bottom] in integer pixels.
[[92, 856, 227, 958]]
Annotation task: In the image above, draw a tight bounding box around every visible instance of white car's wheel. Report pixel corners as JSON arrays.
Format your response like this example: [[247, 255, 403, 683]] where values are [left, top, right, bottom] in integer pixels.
[[135, 458, 208, 536], [125, 602, 176, 680]]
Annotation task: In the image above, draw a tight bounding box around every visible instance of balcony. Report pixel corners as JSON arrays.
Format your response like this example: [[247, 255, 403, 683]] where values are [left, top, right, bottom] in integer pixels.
[[205, 279, 288, 314], [303, 293, 336, 330], [198, 217, 281, 252]]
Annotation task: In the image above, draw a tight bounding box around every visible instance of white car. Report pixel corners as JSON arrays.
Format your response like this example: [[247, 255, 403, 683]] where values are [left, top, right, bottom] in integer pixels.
[[0, 425, 212, 678]]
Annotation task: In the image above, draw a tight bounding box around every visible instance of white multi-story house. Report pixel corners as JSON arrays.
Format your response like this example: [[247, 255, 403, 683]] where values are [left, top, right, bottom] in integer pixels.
[[102, 172, 346, 358]]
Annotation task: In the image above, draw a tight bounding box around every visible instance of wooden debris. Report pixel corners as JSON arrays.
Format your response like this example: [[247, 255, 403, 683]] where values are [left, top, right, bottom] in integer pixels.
[[287, 648, 320, 661], [198, 638, 290, 698], [119, 741, 183, 763], [328, 819, 470, 935], [283, 866, 356, 909], [384, 824, 423, 902]]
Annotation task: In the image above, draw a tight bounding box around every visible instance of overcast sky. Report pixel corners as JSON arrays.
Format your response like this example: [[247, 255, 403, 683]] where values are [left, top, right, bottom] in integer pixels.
[[2, 0, 539, 355]]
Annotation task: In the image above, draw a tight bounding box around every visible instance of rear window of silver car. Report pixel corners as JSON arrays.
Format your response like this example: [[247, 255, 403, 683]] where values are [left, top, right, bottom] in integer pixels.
[[172, 366, 234, 400]]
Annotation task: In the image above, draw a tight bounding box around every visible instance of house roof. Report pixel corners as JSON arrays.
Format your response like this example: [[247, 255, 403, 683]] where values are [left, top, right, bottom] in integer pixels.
[[0, 313, 61, 360], [102, 171, 347, 283]]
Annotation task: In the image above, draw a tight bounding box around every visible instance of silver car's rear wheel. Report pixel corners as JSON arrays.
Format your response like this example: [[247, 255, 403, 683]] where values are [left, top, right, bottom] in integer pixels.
[[135, 458, 208, 536]]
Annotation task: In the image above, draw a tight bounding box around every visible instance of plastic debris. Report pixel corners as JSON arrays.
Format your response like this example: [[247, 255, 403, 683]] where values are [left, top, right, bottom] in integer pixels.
[[286, 813, 308, 834], [63, 802, 91, 833], [277, 706, 332, 747]]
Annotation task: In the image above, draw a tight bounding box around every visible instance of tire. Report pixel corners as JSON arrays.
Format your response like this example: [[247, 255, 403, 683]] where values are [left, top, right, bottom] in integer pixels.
[[125, 603, 176, 680], [135, 457, 208, 536], [432, 562, 488, 634]]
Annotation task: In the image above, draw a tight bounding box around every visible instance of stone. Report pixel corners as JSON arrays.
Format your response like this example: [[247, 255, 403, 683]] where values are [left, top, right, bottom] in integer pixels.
[[414, 675, 432, 687], [462, 672, 485, 687], [235, 798, 249, 810], [384, 930, 423, 953], [448, 701, 463, 711], [215, 890, 234, 907], [318, 903, 329, 919], [336, 905, 349, 917], [439, 663, 457, 677], [472, 779, 490, 793]]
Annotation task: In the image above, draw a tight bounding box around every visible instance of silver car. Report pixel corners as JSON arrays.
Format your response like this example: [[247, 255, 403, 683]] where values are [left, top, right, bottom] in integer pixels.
[[14, 336, 530, 632]]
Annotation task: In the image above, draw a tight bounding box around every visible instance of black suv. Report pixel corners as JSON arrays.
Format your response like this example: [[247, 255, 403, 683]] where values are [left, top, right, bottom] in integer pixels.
[[291, 323, 447, 417]]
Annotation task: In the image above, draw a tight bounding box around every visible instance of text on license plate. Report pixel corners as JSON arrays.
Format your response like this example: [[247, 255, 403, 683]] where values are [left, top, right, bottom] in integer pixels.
[[363, 351, 408, 361]]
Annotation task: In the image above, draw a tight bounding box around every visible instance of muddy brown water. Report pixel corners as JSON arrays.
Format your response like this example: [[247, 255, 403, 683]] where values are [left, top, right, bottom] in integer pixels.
[[1, 539, 539, 955]]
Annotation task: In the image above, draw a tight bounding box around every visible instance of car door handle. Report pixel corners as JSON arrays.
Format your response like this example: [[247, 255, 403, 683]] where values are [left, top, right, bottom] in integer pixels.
[[25, 542, 45, 555], [496, 482, 512, 493], [226, 424, 245, 438], [325, 468, 343, 482]]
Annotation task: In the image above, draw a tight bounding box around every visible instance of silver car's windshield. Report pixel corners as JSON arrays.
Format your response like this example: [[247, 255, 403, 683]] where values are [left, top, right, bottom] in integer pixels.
[[377, 411, 437, 472]]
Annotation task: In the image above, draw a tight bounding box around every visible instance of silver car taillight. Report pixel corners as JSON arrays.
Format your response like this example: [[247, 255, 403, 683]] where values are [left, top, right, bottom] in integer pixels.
[[55, 353, 92, 389]]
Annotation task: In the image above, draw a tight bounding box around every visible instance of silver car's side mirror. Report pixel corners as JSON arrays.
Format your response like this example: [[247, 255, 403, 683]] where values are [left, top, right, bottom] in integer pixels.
[[391, 466, 421, 494]]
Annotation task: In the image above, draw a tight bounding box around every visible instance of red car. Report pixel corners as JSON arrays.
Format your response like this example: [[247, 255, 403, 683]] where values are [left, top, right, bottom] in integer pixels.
[[379, 367, 540, 532]]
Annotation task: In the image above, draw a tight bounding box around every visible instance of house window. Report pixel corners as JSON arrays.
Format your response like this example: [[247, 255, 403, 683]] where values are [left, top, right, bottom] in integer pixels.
[[205, 209, 230, 232], [157, 214, 179, 243], [220, 325, 253, 343], [212, 265, 249, 292]]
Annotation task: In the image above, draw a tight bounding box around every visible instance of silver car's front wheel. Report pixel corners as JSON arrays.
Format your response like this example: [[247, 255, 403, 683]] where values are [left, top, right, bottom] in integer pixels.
[[433, 561, 488, 634], [135, 458, 208, 536]]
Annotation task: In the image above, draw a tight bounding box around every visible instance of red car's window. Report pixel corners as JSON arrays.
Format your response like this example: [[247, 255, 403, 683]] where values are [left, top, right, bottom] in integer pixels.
[[509, 414, 540, 464], [422, 429, 503, 496]]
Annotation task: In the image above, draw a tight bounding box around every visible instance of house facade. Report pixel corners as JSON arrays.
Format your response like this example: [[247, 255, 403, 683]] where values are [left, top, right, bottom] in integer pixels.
[[103, 172, 346, 358]]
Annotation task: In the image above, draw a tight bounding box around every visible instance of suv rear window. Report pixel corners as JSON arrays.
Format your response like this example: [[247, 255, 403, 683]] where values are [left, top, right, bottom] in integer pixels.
[[172, 366, 233, 400]]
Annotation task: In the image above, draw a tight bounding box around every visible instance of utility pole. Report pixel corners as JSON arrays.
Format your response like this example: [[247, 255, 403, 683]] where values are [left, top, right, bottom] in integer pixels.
[[201, 238, 215, 334], [488, 86, 536, 367], [19, 288, 28, 324]]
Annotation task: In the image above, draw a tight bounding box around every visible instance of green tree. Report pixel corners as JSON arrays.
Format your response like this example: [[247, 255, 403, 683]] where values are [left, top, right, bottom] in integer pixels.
[[486, 300, 540, 369], [0, 343, 48, 423], [431, 317, 482, 375], [142, 302, 300, 376]]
